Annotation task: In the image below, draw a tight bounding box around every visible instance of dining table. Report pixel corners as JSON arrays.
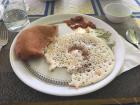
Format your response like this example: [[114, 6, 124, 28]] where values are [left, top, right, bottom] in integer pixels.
[[1, 0, 140, 105]]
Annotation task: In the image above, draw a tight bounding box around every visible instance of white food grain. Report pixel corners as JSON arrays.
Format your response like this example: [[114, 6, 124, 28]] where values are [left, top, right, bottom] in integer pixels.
[[45, 32, 115, 88]]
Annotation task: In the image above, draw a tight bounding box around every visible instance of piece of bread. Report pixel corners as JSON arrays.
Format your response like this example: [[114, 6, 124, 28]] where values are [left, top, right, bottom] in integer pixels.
[[15, 25, 58, 61], [45, 32, 115, 88]]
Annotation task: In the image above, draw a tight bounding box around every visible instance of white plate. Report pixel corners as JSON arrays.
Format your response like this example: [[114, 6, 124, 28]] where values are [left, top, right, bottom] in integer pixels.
[[10, 14, 125, 96]]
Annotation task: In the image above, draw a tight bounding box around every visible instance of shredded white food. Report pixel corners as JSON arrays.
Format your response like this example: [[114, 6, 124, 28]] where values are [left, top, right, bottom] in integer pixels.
[[45, 31, 115, 88]]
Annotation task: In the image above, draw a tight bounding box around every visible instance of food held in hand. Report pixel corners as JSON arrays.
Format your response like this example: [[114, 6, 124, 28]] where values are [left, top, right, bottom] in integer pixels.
[[15, 25, 58, 61]]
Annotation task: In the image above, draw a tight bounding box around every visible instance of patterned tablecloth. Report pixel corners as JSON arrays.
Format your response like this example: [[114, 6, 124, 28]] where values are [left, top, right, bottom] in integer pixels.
[[24, 0, 140, 27]]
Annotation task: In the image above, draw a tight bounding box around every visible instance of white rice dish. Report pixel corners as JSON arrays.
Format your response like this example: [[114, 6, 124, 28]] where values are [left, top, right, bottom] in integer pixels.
[[45, 31, 115, 88]]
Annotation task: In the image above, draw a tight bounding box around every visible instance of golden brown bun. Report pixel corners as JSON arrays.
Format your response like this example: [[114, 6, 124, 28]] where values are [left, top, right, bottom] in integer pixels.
[[15, 25, 58, 61]]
